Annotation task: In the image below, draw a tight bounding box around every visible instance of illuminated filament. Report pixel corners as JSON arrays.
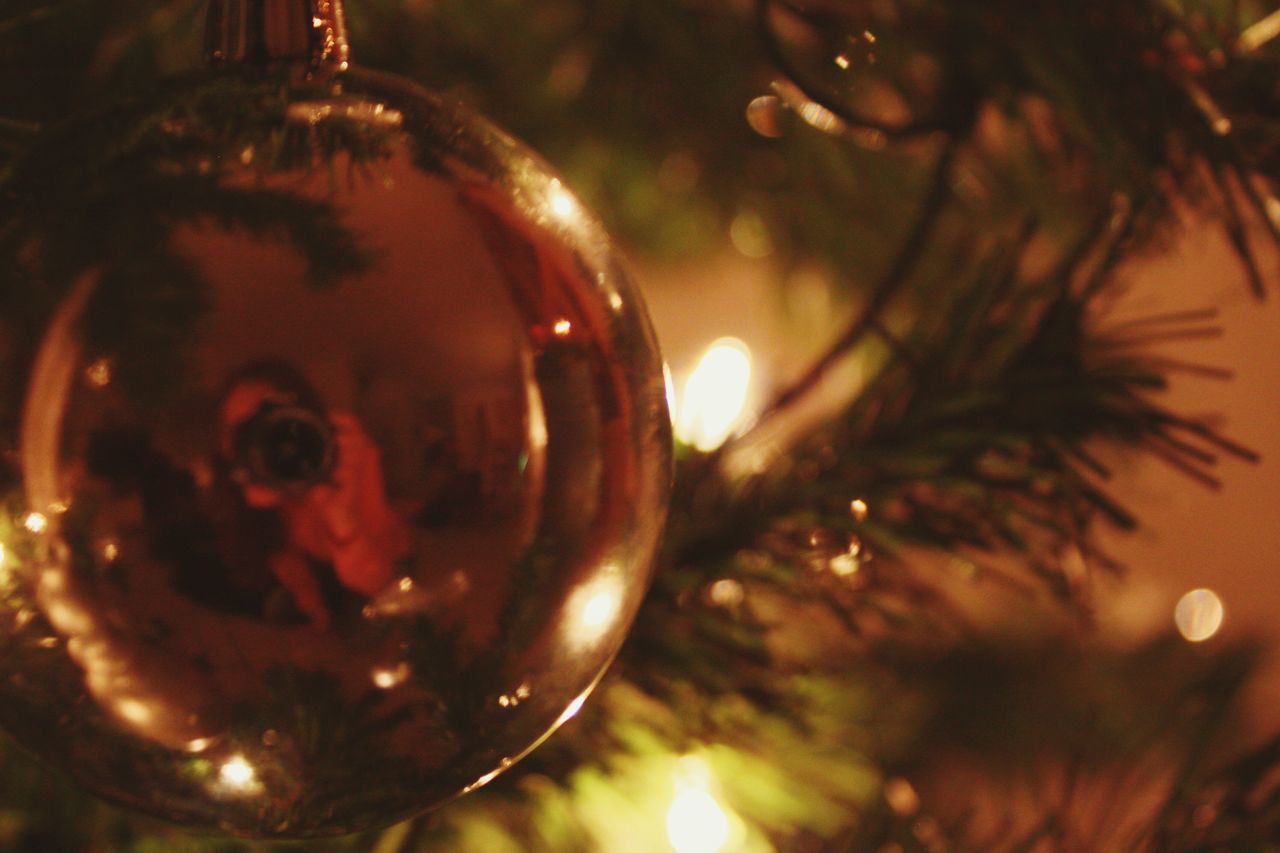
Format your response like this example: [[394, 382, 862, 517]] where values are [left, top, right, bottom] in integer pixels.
[[218, 756, 262, 794], [675, 338, 753, 452], [666, 756, 733, 853]]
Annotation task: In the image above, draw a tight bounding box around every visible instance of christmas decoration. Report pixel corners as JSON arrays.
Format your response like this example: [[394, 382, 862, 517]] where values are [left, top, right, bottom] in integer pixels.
[[3, 0, 1280, 850], [0, 0, 671, 838]]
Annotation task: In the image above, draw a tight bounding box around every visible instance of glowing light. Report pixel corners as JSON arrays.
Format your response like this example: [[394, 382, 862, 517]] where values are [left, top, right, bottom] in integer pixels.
[[548, 179, 578, 219], [675, 338, 753, 452], [23, 512, 48, 534], [500, 680, 533, 707], [371, 661, 411, 689], [218, 756, 262, 792], [552, 318, 573, 337], [580, 588, 619, 629], [84, 358, 113, 388], [564, 574, 625, 649], [666, 756, 732, 853], [45, 600, 94, 635], [850, 499, 869, 522], [398, 576, 415, 592], [186, 737, 214, 753], [1239, 9, 1280, 53], [708, 578, 745, 607], [102, 541, 119, 562], [834, 54, 851, 70], [555, 691, 589, 726], [828, 552, 860, 577], [884, 777, 920, 816], [729, 210, 774, 258], [664, 363, 677, 424], [115, 698, 154, 726], [1175, 588, 1224, 642], [796, 100, 846, 135]]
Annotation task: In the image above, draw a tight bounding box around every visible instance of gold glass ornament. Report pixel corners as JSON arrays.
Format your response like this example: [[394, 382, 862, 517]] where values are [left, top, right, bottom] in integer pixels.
[[0, 0, 671, 837]]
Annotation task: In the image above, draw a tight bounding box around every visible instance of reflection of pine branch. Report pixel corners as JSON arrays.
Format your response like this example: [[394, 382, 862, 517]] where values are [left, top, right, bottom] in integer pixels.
[[0, 75, 396, 420], [222, 666, 433, 831]]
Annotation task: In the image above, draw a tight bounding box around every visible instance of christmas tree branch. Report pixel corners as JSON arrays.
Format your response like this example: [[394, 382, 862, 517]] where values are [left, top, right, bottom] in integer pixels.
[[732, 134, 963, 450]]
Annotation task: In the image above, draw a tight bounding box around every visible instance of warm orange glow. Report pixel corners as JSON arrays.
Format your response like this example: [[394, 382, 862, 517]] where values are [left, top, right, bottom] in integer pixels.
[[675, 338, 753, 452], [218, 756, 262, 793], [371, 661, 411, 689], [666, 756, 733, 853], [1175, 588, 1225, 642], [564, 573, 625, 648], [84, 358, 113, 388], [548, 179, 578, 220]]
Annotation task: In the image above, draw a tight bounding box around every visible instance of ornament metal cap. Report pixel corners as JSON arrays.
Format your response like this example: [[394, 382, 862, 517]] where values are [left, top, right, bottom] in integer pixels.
[[205, 0, 349, 77]]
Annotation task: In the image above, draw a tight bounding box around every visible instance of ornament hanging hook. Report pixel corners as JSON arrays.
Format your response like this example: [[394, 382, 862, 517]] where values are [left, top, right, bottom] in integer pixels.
[[206, 0, 349, 78]]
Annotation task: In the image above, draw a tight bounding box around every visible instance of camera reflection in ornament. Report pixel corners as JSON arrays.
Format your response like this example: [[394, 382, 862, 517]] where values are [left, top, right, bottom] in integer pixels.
[[1, 27, 672, 833], [218, 361, 407, 631]]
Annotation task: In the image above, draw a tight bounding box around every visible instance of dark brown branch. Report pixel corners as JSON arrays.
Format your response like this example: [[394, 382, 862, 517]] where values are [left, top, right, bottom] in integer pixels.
[[729, 135, 961, 449]]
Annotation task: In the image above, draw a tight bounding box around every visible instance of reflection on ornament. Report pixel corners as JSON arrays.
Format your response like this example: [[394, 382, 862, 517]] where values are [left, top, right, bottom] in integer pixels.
[[828, 552, 860, 577], [565, 572, 625, 649], [745, 94, 787, 139], [84, 358, 113, 388], [555, 689, 590, 727], [0, 0, 672, 836], [218, 756, 263, 795], [675, 338, 753, 452], [371, 661, 412, 689], [666, 756, 733, 853], [547, 179, 578, 220]]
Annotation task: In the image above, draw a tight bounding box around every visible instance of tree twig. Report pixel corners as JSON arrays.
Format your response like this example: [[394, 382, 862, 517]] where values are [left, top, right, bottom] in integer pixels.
[[728, 135, 962, 450]]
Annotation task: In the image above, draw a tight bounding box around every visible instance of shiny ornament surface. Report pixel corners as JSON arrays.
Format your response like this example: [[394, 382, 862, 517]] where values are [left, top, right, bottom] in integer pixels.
[[0, 67, 670, 837]]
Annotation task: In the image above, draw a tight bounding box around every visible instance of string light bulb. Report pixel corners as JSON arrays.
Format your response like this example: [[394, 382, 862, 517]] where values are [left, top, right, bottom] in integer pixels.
[[1175, 588, 1224, 642], [675, 338, 753, 452], [665, 755, 734, 853]]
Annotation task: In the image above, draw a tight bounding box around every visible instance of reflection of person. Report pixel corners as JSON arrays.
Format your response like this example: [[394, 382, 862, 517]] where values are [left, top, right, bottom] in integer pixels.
[[218, 362, 410, 630]]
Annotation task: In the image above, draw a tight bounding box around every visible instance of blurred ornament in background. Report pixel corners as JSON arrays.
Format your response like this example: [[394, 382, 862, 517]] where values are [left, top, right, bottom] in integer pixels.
[[0, 0, 671, 838]]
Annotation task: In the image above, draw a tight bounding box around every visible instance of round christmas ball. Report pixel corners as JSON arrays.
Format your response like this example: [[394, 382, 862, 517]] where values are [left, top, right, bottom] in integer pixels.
[[0, 1, 671, 838]]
